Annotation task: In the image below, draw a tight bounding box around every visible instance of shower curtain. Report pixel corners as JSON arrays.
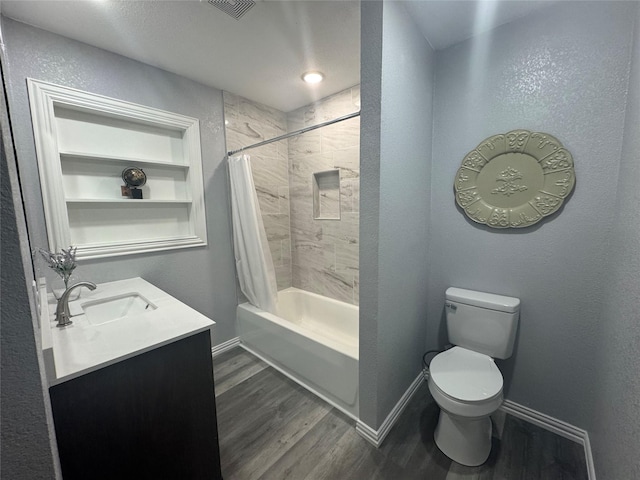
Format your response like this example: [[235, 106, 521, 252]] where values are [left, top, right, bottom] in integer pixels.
[[228, 154, 279, 315]]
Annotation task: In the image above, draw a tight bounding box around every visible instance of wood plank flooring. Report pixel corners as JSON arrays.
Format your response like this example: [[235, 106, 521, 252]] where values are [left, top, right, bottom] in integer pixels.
[[213, 348, 588, 480]]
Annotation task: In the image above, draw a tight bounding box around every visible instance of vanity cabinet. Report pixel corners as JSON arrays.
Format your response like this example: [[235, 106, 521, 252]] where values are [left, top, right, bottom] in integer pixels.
[[48, 331, 222, 480]]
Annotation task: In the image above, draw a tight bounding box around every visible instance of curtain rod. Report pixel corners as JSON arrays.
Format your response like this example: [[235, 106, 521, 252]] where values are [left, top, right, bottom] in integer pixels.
[[227, 110, 360, 157]]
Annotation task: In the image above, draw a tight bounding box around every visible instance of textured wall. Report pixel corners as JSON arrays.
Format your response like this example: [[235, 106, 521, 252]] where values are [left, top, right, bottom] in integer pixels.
[[2, 18, 237, 345], [359, 0, 383, 427], [428, 1, 635, 434], [591, 4, 640, 479], [1, 113, 58, 478], [223, 92, 292, 290], [359, 1, 435, 428], [287, 86, 360, 305]]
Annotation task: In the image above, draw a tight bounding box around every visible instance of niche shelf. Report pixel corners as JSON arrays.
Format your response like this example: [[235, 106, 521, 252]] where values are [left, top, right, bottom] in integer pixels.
[[64, 199, 192, 204], [313, 169, 341, 220], [28, 79, 207, 259]]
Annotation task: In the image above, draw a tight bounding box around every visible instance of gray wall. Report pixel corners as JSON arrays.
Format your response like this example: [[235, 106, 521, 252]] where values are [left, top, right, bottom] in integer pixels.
[[358, 0, 383, 428], [1, 97, 58, 478], [360, 0, 434, 428], [591, 5, 640, 479], [2, 17, 238, 344], [428, 0, 636, 436]]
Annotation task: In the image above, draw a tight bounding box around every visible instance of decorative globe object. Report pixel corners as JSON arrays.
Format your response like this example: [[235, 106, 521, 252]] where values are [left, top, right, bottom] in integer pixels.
[[122, 167, 147, 188]]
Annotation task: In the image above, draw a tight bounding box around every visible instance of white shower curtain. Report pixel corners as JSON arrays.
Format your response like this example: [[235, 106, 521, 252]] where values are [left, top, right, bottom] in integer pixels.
[[228, 154, 279, 315]]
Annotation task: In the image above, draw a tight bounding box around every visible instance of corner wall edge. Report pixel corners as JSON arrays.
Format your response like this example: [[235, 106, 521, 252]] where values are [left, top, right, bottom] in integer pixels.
[[356, 373, 423, 448]]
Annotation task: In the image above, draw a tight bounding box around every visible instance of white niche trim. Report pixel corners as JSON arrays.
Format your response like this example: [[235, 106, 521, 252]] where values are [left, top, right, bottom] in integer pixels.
[[27, 78, 207, 260]]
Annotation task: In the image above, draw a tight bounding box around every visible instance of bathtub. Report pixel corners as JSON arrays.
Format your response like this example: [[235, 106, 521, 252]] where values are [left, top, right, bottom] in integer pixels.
[[237, 287, 359, 418]]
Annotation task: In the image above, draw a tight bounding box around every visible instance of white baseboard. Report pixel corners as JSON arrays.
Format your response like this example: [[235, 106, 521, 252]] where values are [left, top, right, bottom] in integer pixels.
[[500, 400, 596, 480], [582, 433, 596, 480], [356, 373, 424, 448], [211, 336, 240, 358]]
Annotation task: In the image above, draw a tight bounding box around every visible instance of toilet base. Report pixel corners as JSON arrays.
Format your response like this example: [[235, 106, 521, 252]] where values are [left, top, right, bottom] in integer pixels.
[[434, 409, 492, 466]]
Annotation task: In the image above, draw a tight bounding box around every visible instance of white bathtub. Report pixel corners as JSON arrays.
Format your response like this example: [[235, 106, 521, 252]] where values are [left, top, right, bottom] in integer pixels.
[[237, 287, 359, 418]]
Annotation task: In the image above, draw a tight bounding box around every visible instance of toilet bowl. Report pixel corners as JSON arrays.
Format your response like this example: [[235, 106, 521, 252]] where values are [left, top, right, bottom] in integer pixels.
[[429, 287, 519, 466], [428, 346, 503, 466]]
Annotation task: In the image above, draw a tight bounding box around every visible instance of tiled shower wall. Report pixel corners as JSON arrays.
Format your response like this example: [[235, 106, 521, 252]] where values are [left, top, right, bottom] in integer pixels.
[[287, 86, 360, 305], [223, 92, 292, 290], [223, 86, 360, 304]]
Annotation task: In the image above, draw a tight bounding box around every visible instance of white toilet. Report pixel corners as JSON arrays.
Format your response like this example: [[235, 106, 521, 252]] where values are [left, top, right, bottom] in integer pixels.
[[428, 287, 520, 467]]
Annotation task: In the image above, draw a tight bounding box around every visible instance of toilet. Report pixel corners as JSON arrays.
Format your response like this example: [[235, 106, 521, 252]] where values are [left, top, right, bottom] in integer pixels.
[[428, 287, 520, 466]]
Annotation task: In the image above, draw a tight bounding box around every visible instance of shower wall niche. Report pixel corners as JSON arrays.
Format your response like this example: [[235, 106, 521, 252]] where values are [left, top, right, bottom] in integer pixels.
[[313, 169, 341, 220], [223, 85, 360, 305]]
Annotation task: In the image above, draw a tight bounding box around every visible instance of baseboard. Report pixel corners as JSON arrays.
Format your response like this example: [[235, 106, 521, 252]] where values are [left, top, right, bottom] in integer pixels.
[[211, 336, 241, 358], [582, 433, 596, 480], [500, 400, 596, 480], [356, 373, 424, 448]]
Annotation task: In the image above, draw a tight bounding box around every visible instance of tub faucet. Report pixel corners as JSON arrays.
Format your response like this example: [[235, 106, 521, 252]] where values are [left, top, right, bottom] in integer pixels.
[[55, 282, 97, 327]]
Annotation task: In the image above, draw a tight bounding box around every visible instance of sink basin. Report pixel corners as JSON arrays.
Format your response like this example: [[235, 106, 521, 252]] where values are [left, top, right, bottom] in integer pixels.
[[81, 293, 157, 326]]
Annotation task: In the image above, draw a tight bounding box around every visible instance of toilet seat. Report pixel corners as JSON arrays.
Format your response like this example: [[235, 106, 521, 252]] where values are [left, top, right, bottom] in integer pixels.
[[430, 347, 503, 403]]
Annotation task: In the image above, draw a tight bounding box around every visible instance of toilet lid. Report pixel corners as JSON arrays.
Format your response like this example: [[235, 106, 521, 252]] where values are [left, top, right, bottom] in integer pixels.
[[430, 347, 503, 402]]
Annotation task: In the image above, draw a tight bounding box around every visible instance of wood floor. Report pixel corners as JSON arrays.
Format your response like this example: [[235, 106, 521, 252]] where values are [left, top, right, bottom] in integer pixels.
[[213, 348, 588, 480]]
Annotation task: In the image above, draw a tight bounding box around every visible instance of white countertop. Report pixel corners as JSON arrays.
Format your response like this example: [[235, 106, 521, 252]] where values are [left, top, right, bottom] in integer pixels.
[[42, 277, 214, 386]]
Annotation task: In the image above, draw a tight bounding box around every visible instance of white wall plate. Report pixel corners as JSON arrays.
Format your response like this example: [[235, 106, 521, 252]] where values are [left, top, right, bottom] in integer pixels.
[[454, 130, 576, 229]]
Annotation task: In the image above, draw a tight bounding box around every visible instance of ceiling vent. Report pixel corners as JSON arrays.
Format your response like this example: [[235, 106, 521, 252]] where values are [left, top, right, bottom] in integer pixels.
[[208, 0, 256, 20]]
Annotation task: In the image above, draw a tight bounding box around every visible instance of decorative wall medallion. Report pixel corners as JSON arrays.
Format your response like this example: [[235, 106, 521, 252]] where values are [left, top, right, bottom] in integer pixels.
[[454, 130, 575, 228]]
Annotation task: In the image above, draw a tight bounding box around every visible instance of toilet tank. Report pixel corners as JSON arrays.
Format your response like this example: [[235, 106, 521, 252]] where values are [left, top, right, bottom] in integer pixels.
[[445, 287, 520, 359]]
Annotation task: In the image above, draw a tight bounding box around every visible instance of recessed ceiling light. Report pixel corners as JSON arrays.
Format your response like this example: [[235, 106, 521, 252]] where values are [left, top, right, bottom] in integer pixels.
[[302, 71, 324, 84]]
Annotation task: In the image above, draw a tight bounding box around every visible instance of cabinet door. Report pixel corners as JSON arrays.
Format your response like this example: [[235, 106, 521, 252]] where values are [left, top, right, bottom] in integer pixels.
[[49, 332, 222, 480]]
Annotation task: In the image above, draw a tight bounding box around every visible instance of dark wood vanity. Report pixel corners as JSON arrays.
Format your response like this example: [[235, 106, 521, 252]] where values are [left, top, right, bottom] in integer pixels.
[[49, 331, 222, 479]]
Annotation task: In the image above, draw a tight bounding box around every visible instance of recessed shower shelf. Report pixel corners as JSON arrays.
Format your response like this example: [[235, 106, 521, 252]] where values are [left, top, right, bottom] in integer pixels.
[[313, 169, 341, 220]]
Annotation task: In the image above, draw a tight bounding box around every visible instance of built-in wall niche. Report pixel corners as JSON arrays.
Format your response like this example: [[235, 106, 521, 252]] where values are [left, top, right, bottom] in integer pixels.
[[313, 169, 341, 220], [27, 79, 207, 259]]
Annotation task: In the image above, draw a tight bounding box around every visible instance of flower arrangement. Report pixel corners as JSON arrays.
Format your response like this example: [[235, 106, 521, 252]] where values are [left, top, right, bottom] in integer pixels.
[[38, 245, 77, 290]]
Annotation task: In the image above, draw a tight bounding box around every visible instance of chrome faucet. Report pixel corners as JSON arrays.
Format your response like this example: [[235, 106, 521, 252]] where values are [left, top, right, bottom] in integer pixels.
[[55, 282, 97, 327]]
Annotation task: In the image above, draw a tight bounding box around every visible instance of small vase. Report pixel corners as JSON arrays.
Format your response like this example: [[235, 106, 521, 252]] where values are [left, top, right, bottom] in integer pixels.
[[52, 276, 81, 301]]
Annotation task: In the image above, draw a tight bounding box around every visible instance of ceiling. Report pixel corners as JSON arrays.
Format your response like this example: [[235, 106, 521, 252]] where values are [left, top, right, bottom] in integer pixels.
[[1, 0, 554, 112], [406, 1, 555, 51]]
